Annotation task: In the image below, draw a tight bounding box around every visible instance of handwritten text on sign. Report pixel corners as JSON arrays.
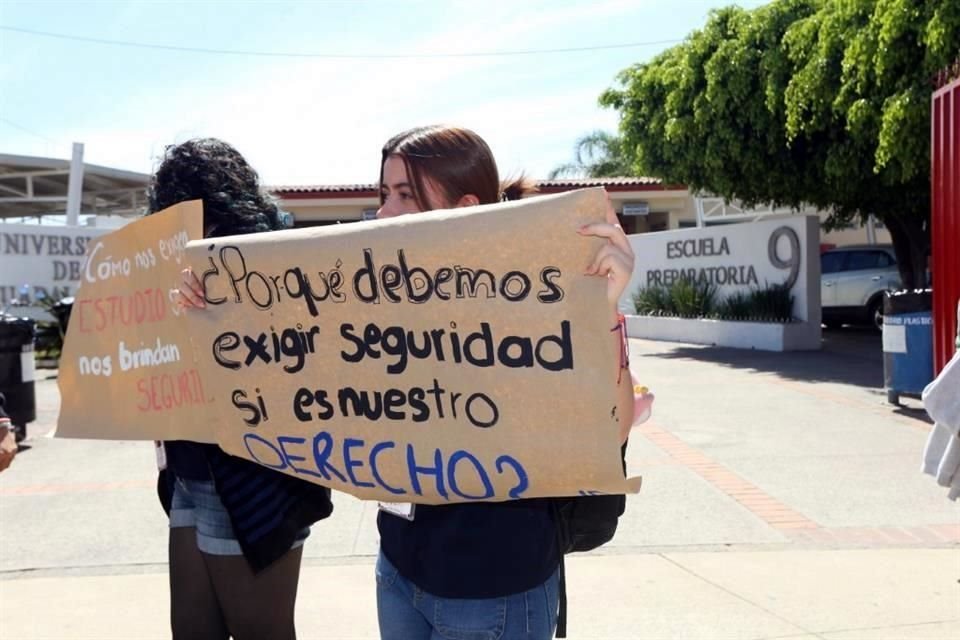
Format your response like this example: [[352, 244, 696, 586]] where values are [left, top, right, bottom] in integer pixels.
[[59, 189, 642, 502], [56, 201, 214, 442]]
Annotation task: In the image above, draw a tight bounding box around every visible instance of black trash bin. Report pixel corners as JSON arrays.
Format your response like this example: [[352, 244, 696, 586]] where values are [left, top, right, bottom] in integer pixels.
[[0, 314, 37, 441], [882, 289, 934, 406]]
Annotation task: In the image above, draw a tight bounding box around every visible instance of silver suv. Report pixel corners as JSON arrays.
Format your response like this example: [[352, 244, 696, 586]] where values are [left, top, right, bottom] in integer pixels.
[[821, 245, 900, 330]]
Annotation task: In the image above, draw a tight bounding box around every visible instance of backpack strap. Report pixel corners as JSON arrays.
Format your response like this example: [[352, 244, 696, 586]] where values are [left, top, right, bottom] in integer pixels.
[[556, 554, 568, 638]]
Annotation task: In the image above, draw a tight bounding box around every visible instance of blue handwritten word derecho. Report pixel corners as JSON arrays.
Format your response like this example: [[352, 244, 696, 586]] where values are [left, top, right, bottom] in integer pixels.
[[243, 431, 529, 501]]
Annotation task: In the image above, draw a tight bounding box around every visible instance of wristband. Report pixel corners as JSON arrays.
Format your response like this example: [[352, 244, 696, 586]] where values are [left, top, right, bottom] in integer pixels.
[[610, 313, 629, 384]]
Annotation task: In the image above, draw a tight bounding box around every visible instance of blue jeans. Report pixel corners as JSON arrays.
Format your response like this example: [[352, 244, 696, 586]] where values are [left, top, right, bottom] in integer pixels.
[[376, 551, 559, 640]]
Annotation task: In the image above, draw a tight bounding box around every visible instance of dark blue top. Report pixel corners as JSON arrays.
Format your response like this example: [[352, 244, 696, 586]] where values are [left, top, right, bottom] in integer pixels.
[[164, 440, 214, 480], [378, 498, 560, 598]]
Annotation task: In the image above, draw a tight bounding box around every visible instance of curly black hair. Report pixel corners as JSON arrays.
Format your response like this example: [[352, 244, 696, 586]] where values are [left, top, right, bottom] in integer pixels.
[[146, 138, 283, 238]]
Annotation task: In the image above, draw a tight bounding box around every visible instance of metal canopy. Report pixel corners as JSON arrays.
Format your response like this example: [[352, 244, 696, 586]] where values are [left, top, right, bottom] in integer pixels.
[[0, 152, 149, 220]]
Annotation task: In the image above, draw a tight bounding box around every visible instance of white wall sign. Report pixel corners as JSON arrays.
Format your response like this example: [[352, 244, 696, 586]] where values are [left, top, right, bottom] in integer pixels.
[[620, 215, 822, 350], [621, 216, 820, 318], [0, 223, 112, 315]]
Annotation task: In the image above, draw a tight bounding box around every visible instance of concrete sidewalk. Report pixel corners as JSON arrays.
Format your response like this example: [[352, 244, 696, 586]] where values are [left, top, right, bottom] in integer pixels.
[[2, 331, 958, 639], [3, 550, 958, 639]]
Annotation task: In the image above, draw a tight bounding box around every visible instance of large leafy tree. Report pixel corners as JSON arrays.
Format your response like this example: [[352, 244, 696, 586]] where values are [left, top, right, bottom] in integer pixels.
[[549, 130, 633, 179], [601, 0, 960, 288]]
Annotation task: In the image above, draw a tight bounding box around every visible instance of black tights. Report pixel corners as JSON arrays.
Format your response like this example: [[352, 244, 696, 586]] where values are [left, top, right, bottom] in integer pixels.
[[169, 528, 303, 640]]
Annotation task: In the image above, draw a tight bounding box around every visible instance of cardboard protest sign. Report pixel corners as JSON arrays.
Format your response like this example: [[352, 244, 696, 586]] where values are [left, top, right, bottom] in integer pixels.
[[185, 187, 641, 503], [57, 188, 642, 503], [56, 201, 212, 441]]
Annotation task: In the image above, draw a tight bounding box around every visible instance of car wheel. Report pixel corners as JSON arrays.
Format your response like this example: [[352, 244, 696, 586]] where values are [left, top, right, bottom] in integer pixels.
[[868, 298, 884, 331]]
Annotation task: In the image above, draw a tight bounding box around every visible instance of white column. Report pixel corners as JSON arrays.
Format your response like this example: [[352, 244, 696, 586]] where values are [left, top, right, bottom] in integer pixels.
[[866, 214, 877, 245], [66, 142, 85, 226]]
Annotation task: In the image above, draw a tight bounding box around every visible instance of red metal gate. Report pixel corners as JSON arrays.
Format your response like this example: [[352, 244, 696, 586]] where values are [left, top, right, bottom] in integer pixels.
[[931, 72, 960, 374]]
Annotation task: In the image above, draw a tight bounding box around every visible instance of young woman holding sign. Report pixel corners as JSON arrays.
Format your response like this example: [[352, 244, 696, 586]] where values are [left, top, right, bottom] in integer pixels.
[[177, 127, 643, 638], [372, 125, 637, 639], [150, 138, 333, 640]]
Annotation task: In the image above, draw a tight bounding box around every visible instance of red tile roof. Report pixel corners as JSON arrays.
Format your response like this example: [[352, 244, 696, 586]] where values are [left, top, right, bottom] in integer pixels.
[[269, 183, 377, 194], [536, 177, 662, 188], [268, 184, 379, 199], [268, 177, 674, 198]]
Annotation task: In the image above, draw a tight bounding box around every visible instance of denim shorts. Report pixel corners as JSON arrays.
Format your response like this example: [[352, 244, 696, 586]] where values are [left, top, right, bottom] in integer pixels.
[[376, 551, 559, 640], [169, 477, 309, 556]]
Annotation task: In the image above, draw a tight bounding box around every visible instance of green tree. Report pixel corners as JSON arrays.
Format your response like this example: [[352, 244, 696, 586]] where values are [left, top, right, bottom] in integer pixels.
[[601, 0, 960, 288], [549, 130, 633, 178]]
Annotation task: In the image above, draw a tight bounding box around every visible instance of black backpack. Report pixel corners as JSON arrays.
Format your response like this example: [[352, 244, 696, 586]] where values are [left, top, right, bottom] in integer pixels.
[[551, 442, 629, 638]]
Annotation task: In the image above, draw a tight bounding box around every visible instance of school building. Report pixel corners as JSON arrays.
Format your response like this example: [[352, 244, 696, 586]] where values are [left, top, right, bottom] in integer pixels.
[[0, 149, 887, 248], [269, 177, 891, 248]]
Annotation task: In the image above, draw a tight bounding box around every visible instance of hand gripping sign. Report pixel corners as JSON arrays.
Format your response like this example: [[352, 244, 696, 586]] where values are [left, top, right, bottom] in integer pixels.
[[57, 188, 643, 504]]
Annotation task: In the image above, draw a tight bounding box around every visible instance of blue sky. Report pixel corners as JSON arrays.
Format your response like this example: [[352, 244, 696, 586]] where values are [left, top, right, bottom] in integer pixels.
[[0, 0, 767, 185]]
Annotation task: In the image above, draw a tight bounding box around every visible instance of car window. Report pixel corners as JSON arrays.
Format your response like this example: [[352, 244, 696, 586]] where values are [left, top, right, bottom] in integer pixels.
[[821, 252, 845, 274], [847, 251, 892, 271]]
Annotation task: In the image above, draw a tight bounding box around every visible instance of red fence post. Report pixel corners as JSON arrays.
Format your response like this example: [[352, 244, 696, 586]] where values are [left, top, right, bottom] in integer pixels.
[[931, 75, 960, 374]]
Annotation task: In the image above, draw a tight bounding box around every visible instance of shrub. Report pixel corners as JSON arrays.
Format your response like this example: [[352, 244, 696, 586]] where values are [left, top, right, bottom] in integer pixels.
[[743, 283, 794, 322], [668, 278, 717, 318], [713, 290, 753, 320], [633, 284, 673, 316], [634, 280, 795, 323]]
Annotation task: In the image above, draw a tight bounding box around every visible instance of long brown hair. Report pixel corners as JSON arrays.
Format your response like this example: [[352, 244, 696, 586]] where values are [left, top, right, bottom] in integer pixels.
[[379, 125, 536, 209]]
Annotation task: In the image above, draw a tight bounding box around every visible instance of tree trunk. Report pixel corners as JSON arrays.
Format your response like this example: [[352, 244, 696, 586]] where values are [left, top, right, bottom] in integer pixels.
[[882, 212, 930, 290]]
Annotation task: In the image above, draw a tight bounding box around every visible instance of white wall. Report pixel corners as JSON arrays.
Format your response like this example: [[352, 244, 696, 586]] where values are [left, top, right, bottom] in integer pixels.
[[620, 215, 822, 350], [0, 223, 111, 317]]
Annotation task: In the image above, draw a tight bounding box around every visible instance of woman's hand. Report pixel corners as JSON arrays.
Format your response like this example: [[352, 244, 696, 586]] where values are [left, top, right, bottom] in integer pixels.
[[579, 196, 639, 440], [632, 384, 655, 427], [175, 268, 206, 310], [0, 424, 16, 473], [578, 197, 635, 311]]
